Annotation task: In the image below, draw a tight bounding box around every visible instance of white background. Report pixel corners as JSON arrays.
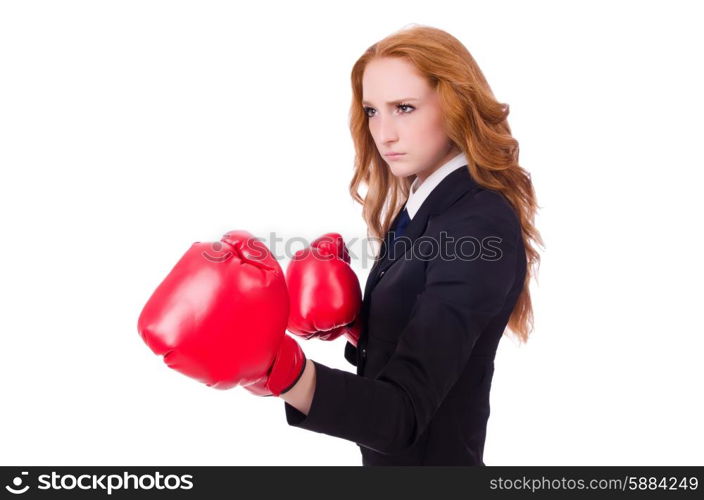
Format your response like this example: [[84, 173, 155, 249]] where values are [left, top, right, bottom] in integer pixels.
[[1, 0, 702, 466]]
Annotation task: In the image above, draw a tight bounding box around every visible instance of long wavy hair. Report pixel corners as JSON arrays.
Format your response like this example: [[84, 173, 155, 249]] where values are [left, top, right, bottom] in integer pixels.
[[348, 25, 544, 343]]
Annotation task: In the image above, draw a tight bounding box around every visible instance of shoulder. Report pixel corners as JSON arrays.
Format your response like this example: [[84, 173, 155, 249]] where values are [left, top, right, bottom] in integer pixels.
[[429, 187, 521, 241]]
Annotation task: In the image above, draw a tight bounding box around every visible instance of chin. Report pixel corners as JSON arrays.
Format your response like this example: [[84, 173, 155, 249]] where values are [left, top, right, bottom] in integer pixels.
[[387, 164, 417, 178]]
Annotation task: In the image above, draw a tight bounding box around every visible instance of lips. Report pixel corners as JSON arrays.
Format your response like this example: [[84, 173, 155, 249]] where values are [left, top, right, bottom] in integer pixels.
[[384, 152, 405, 157]]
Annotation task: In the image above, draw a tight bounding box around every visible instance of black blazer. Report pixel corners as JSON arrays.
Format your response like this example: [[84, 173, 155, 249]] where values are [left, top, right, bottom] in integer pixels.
[[284, 165, 526, 465]]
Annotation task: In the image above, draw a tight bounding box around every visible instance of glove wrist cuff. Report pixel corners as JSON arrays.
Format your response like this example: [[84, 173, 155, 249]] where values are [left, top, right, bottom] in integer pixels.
[[267, 335, 306, 396]]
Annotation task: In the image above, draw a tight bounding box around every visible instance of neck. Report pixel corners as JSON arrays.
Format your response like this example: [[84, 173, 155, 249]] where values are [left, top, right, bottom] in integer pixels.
[[414, 146, 461, 188]]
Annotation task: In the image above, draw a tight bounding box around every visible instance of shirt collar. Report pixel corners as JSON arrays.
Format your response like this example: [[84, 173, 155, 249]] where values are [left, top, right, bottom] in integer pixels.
[[405, 151, 468, 219]]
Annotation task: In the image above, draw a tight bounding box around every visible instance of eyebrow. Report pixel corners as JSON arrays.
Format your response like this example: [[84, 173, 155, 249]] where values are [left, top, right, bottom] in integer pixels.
[[361, 97, 420, 106]]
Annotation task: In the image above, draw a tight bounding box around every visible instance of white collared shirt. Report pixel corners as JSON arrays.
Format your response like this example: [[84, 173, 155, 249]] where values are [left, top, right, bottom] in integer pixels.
[[404, 151, 468, 219]]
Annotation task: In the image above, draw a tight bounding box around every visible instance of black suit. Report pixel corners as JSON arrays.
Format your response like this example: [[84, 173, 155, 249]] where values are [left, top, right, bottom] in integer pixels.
[[284, 165, 526, 465]]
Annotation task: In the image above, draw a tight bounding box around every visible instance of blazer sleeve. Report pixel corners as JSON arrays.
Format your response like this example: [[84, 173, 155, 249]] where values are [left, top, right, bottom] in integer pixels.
[[284, 195, 521, 454], [343, 340, 357, 367]]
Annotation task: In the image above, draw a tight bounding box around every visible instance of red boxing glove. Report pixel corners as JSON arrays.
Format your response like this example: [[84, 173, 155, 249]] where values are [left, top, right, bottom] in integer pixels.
[[285, 233, 362, 343], [137, 230, 305, 396], [322, 316, 362, 347]]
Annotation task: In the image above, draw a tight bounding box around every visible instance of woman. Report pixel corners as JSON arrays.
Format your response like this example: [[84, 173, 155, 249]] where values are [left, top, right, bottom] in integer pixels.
[[279, 24, 543, 466]]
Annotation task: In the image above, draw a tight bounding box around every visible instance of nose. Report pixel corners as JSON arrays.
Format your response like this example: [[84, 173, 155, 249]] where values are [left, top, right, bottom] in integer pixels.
[[377, 114, 398, 145]]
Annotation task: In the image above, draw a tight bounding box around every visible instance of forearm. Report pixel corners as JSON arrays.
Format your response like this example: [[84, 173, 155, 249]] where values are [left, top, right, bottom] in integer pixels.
[[279, 357, 316, 414], [283, 360, 419, 455]]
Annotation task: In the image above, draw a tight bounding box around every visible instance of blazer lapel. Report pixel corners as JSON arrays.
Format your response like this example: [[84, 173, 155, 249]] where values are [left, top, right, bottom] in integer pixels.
[[364, 165, 478, 296]]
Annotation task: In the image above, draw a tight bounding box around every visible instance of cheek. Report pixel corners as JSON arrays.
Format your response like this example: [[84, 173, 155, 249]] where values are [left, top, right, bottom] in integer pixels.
[[421, 110, 447, 139], [368, 122, 382, 144], [409, 112, 448, 150]]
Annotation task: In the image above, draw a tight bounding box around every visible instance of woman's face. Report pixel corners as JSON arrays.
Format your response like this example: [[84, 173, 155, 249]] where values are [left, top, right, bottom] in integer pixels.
[[362, 56, 459, 183]]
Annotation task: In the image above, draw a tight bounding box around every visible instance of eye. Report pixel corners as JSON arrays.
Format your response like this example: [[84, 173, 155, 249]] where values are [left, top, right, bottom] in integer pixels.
[[363, 103, 415, 118], [397, 103, 415, 113]]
